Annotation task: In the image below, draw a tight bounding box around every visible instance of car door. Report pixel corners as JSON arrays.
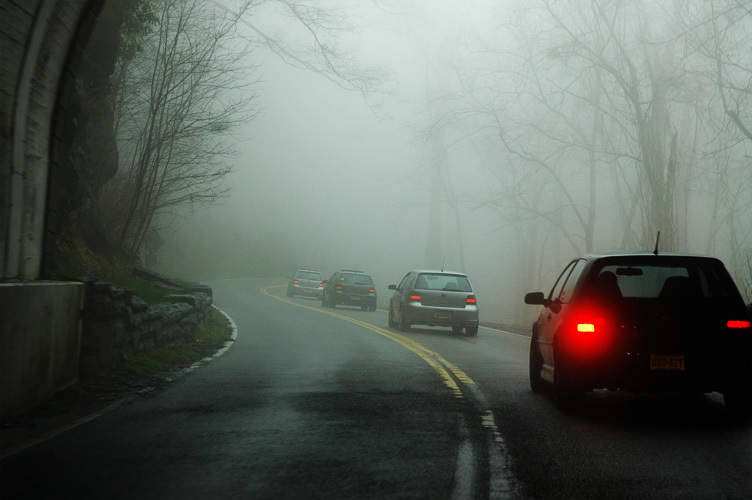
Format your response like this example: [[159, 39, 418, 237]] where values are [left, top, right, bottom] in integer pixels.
[[326, 272, 340, 301], [539, 259, 587, 368], [391, 272, 413, 321]]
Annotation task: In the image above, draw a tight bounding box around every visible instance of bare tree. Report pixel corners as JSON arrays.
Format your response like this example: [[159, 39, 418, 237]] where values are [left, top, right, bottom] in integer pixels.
[[673, 0, 752, 297], [102, 0, 256, 259]]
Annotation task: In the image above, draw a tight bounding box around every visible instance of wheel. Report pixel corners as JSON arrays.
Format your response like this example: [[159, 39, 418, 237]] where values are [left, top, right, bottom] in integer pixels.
[[529, 333, 546, 394], [361, 305, 368, 311], [388, 308, 397, 328], [465, 326, 478, 337], [452, 326, 463, 335], [286, 287, 293, 297], [398, 307, 410, 331], [328, 294, 336, 308], [369, 306, 376, 312], [321, 294, 328, 307]]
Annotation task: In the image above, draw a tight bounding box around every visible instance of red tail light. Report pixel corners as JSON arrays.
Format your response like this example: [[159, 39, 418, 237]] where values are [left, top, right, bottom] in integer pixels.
[[319, 283, 324, 287], [466, 295, 477, 304], [336, 285, 343, 290], [728, 320, 751, 329], [563, 305, 611, 357], [408, 295, 421, 301], [369, 288, 375, 293], [293, 280, 299, 284]]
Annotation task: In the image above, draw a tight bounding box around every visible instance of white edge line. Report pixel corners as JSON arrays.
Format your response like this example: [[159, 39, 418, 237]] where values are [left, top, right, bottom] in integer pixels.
[[1, 305, 239, 460]]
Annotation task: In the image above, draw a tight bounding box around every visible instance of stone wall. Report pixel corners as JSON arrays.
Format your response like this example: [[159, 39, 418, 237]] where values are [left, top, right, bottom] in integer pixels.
[[78, 279, 213, 379]]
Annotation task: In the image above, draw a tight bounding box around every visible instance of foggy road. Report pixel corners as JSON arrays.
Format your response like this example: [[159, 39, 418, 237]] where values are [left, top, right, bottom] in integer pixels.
[[2, 278, 751, 499]]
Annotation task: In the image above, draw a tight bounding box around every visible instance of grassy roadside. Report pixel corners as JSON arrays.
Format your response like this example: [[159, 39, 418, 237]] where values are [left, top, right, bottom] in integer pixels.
[[123, 307, 232, 377]]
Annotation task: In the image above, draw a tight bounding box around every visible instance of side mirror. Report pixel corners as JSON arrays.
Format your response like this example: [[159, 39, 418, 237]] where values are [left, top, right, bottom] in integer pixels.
[[524, 292, 547, 305], [388, 284, 397, 290]]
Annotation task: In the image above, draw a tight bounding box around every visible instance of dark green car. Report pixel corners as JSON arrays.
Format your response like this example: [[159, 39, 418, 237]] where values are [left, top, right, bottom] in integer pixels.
[[322, 270, 377, 311]]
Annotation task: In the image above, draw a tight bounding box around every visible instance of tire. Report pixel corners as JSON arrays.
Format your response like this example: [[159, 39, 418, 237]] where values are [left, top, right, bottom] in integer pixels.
[[465, 326, 478, 337], [361, 305, 368, 311], [321, 294, 328, 307], [388, 308, 397, 328], [398, 307, 410, 332], [328, 294, 336, 308], [369, 306, 376, 312], [529, 334, 546, 394], [286, 287, 293, 297], [452, 326, 463, 335]]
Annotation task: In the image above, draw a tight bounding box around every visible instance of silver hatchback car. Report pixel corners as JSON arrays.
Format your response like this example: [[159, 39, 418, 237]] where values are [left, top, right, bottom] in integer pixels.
[[287, 269, 325, 298], [388, 270, 479, 336]]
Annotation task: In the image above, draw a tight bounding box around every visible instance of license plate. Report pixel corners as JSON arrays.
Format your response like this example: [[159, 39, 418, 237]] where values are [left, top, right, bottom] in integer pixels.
[[650, 354, 685, 371], [436, 310, 451, 319]]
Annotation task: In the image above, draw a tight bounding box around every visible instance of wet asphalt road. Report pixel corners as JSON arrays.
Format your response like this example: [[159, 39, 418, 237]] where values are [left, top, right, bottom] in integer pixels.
[[1, 278, 751, 499]]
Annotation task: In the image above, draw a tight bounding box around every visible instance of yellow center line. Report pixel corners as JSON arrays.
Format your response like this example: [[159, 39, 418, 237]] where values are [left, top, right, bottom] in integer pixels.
[[261, 285, 475, 396]]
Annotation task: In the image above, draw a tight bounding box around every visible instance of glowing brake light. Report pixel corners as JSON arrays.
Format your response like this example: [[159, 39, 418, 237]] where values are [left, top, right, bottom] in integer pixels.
[[728, 320, 751, 329], [577, 323, 596, 333], [369, 288, 375, 293], [466, 295, 477, 304], [293, 280, 299, 284], [336, 285, 343, 290], [408, 295, 421, 301], [319, 283, 324, 287]]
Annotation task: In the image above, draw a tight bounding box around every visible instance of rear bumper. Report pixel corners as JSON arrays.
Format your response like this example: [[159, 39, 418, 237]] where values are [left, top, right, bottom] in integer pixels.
[[404, 302, 479, 328], [569, 350, 740, 393], [332, 292, 377, 307], [291, 285, 322, 298]]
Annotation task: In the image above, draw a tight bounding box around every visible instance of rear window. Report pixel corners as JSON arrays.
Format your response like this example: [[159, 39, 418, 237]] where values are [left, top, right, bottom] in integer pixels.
[[296, 271, 323, 280], [341, 273, 373, 285], [592, 260, 736, 300], [414, 273, 472, 292]]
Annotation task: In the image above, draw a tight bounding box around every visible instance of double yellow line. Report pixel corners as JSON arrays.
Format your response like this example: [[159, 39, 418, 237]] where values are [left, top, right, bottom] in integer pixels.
[[261, 285, 475, 398]]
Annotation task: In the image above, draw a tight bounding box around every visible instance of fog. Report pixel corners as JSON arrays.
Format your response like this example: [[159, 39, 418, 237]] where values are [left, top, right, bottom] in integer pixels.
[[152, 0, 752, 326]]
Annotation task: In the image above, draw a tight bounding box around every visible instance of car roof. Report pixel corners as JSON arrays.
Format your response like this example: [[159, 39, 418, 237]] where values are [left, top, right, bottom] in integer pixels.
[[296, 269, 323, 273], [408, 269, 469, 276], [579, 252, 724, 263]]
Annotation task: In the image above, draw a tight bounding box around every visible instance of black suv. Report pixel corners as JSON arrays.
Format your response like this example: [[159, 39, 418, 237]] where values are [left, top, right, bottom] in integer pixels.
[[322, 270, 377, 311], [525, 253, 752, 417]]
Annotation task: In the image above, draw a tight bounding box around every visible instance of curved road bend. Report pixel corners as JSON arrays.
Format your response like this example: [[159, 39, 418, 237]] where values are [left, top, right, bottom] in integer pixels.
[[2, 278, 750, 499]]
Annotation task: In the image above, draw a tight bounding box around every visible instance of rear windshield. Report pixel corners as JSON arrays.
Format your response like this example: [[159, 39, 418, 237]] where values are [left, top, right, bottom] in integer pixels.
[[296, 271, 323, 280], [591, 260, 738, 301], [340, 273, 373, 286], [414, 273, 472, 292]]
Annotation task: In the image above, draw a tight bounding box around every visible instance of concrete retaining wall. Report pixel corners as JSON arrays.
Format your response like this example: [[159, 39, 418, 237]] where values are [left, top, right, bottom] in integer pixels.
[[0, 281, 83, 421]]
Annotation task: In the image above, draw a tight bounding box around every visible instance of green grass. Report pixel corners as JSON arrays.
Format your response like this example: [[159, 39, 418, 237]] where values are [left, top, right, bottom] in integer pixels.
[[50, 237, 178, 304], [122, 308, 231, 377], [93, 268, 174, 304]]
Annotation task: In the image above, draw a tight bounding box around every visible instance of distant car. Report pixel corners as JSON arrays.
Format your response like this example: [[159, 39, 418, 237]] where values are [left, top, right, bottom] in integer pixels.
[[525, 253, 752, 417], [388, 270, 479, 336], [322, 270, 377, 311], [287, 269, 325, 298]]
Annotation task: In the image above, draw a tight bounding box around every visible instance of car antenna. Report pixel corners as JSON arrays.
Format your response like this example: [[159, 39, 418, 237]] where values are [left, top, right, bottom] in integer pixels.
[[441, 255, 445, 272], [653, 231, 660, 255]]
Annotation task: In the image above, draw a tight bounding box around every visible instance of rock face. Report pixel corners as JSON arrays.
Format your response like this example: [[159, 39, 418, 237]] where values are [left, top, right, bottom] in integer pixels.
[[79, 279, 213, 379]]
